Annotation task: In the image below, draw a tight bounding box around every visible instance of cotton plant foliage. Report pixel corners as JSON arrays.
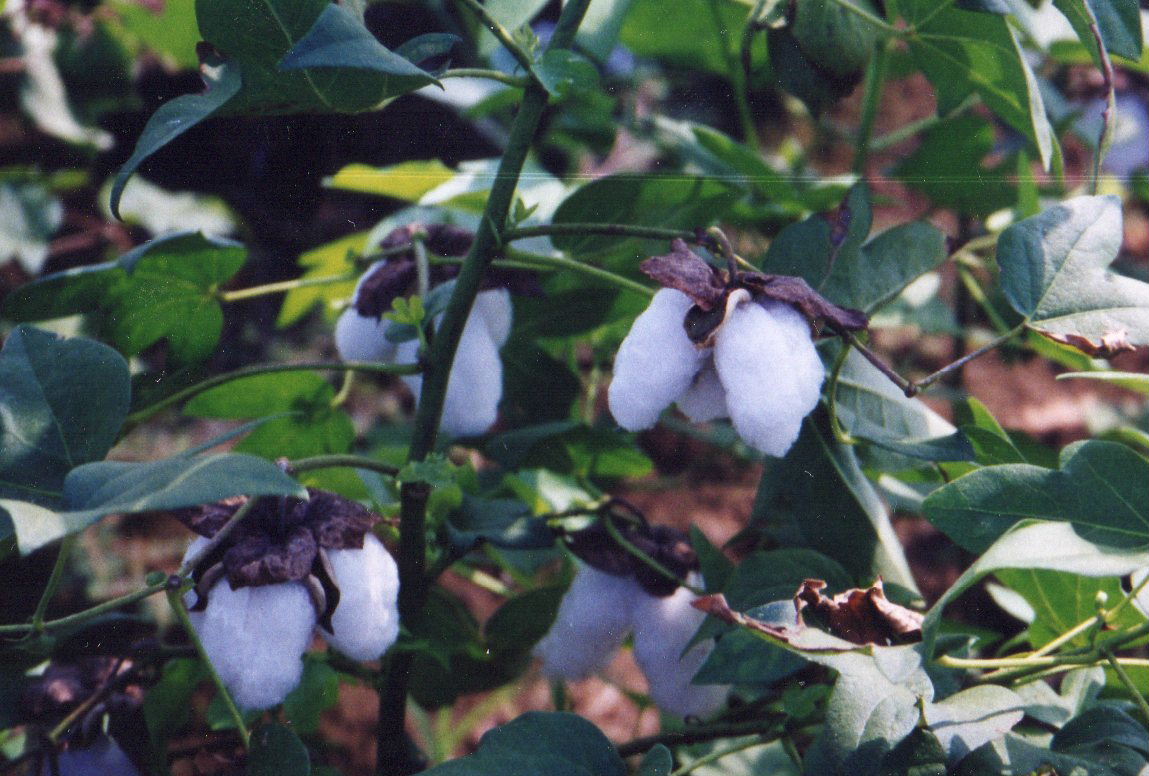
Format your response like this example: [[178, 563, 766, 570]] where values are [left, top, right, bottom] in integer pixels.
[[609, 240, 863, 457]]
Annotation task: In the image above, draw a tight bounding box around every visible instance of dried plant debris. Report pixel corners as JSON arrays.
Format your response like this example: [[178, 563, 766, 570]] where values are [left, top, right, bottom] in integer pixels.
[[563, 510, 699, 597]]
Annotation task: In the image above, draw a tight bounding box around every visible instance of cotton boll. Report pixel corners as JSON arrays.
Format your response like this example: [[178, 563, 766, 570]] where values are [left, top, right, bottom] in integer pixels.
[[194, 580, 316, 710], [632, 585, 728, 719], [676, 362, 728, 422], [713, 299, 823, 457], [335, 308, 397, 363], [534, 565, 641, 680], [609, 288, 709, 430], [321, 534, 401, 661], [40, 737, 142, 776], [472, 288, 514, 347]]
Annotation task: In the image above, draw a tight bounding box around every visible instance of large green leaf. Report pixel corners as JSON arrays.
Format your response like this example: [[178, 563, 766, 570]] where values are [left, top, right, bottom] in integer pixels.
[[421, 712, 627, 776], [1054, 0, 1142, 64], [759, 184, 948, 313], [5, 232, 246, 364], [620, 0, 765, 74], [751, 411, 918, 592], [922, 440, 1149, 553], [901, 0, 1056, 169], [0, 453, 305, 555], [997, 195, 1149, 354], [0, 327, 130, 505]]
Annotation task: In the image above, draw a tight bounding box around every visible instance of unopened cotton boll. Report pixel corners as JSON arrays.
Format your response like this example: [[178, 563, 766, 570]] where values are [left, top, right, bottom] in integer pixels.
[[534, 565, 642, 680], [632, 584, 728, 719], [713, 299, 823, 457], [191, 578, 316, 710], [609, 288, 710, 430], [321, 533, 401, 661]]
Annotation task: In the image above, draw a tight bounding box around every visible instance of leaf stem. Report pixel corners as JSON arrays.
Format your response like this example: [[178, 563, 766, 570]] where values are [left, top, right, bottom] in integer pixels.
[[454, 0, 536, 75], [218, 272, 358, 303], [616, 716, 786, 758], [30, 535, 77, 631], [907, 324, 1025, 395], [440, 67, 529, 88], [707, 0, 757, 145], [1105, 650, 1149, 726], [868, 94, 980, 152], [854, 39, 890, 175], [503, 223, 696, 243], [671, 735, 767, 775], [288, 454, 399, 478], [0, 578, 168, 635], [1087, 18, 1116, 195], [504, 247, 654, 297], [166, 585, 251, 748]]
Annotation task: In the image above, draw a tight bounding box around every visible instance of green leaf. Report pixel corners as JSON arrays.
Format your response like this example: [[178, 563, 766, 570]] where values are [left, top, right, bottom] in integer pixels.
[[922, 440, 1149, 553], [790, 0, 881, 78], [484, 423, 653, 480], [420, 712, 626, 776], [996, 569, 1146, 649], [143, 658, 208, 775], [110, 61, 242, 219], [768, 27, 860, 114], [247, 723, 310, 776], [876, 728, 947, 776], [760, 184, 948, 313], [922, 520, 1149, 652], [0, 180, 63, 274], [998, 195, 1149, 353], [691, 524, 734, 593], [576, 0, 638, 61], [751, 411, 918, 592], [637, 745, 673, 776], [446, 496, 556, 552], [832, 345, 973, 461], [960, 730, 1148, 776], [925, 685, 1025, 762], [278, 231, 366, 327], [533, 50, 599, 99], [324, 161, 456, 201], [902, 0, 1056, 169], [282, 657, 340, 736], [1058, 371, 1149, 396], [1053, 707, 1149, 756], [620, 0, 767, 74], [1054, 0, 1142, 64], [0, 453, 305, 555], [955, 397, 1027, 466], [0, 327, 130, 505]]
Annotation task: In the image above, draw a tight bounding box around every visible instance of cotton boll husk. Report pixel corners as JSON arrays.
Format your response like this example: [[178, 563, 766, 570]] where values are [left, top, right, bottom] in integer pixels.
[[335, 308, 397, 363], [713, 299, 824, 457], [472, 288, 513, 347], [194, 580, 316, 710], [321, 533, 401, 661], [676, 361, 728, 422], [632, 584, 728, 719], [609, 288, 709, 430], [534, 565, 641, 680]]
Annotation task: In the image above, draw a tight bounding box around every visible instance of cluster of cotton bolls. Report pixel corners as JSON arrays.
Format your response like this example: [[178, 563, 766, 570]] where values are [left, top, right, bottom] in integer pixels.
[[534, 522, 729, 719], [609, 286, 825, 458], [335, 259, 512, 439], [178, 491, 400, 710]]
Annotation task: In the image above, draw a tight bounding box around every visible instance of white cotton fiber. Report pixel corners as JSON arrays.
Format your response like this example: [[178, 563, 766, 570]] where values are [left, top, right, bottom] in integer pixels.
[[713, 299, 824, 457], [194, 580, 316, 710], [534, 565, 641, 680], [335, 308, 397, 363], [43, 736, 142, 776], [472, 288, 514, 347], [321, 533, 401, 661], [676, 361, 728, 422], [609, 289, 708, 431], [632, 584, 728, 719]]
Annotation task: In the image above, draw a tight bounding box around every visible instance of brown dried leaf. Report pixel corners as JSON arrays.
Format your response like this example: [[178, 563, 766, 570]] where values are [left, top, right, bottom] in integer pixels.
[[224, 525, 317, 586], [640, 239, 727, 311], [306, 490, 378, 550], [354, 259, 417, 318], [1040, 327, 1137, 358], [737, 273, 869, 333], [794, 579, 923, 646], [565, 517, 699, 597]]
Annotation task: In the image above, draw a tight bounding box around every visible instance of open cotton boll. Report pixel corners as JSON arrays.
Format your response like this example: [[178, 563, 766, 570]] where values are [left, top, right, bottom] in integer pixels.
[[676, 362, 728, 423], [714, 299, 824, 457], [609, 288, 709, 431], [321, 533, 401, 661], [632, 584, 728, 719], [335, 308, 397, 363], [534, 565, 641, 680], [194, 579, 316, 710], [472, 288, 514, 347]]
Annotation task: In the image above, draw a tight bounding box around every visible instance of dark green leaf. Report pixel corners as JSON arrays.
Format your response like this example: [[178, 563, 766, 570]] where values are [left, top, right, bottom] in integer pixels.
[[533, 50, 599, 98], [501, 340, 581, 425], [282, 657, 340, 736], [0, 327, 130, 505], [955, 397, 1027, 466], [247, 723, 310, 776], [997, 195, 1149, 353], [446, 496, 556, 552], [926, 685, 1025, 762], [690, 525, 734, 593], [960, 730, 1148, 776], [922, 440, 1149, 553], [619, 0, 766, 74], [751, 411, 918, 591], [1053, 707, 1149, 757], [0, 453, 305, 555], [144, 658, 207, 775], [637, 745, 674, 776], [110, 61, 242, 219], [876, 729, 947, 776], [420, 712, 626, 776], [393, 33, 461, 67], [767, 27, 859, 114], [513, 288, 623, 338]]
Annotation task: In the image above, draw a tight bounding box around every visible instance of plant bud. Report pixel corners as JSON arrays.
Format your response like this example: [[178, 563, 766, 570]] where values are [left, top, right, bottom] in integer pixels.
[[534, 565, 642, 680], [321, 533, 401, 661], [608, 288, 709, 430]]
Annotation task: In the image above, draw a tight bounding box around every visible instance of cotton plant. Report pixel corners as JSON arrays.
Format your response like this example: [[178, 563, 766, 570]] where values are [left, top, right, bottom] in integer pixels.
[[177, 490, 400, 710], [609, 239, 867, 457], [334, 223, 526, 438], [534, 517, 730, 719]]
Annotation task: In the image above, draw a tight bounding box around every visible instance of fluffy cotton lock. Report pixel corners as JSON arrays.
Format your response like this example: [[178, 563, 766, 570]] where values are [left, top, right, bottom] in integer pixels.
[[608, 288, 824, 457], [320, 533, 401, 661]]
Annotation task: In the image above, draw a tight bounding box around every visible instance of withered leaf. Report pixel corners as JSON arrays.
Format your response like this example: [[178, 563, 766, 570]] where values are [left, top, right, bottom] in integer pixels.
[[354, 259, 417, 318], [565, 515, 699, 597], [224, 525, 317, 587], [737, 273, 869, 333], [794, 579, 923, 646], [1041, 328, 1137, 358], [641, 239, 727, 311], [307, 490, 377, 550]]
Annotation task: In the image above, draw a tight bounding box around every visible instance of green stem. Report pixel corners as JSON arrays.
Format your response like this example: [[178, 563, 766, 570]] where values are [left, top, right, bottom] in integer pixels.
[[906, 324, 1025, 396], [218, 272, 357, 303], [289, 454, 399, 478], [166, 586, 251, 748], [504, 222, 696, 244], [671, 736, 767, 775], [825, 341, 857, 446], [454, 0, 536, 75], [30, 535, 76, 631], [505, 248, 653, 297], [707, 0, 757, 144], [440, 67, 529, 88], [616, 716, 786, 758], [854, 39, 890, 175], [124, 361, 420, 428], [1087, 18, 1116, 195], [0, 578, 168, 635], [868, 94, 980, 152], [910, 0, 957, 31], [1105, 650, 1149, 726], [825, 0, 900, 34], [601, 513, 706, 596], [330, 370, 356, 408], [956, 264, 1012, 333], [740, 0, 771, 100]]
